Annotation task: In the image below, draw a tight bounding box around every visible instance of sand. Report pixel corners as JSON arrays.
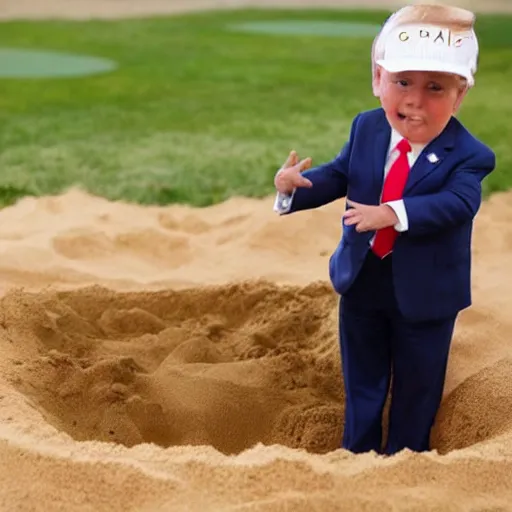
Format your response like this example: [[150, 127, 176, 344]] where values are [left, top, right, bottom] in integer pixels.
[[1, 1, 512, 510]]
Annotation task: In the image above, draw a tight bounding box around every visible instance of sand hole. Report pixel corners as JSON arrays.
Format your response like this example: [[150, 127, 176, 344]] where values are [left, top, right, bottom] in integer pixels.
[[4, 282, 346, 455], [2, 283, 508, 456]]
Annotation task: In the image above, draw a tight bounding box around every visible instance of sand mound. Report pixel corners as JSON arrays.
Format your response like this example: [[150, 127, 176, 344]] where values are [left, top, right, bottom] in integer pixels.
[[433, 357, 512, 454], [0, 189, 511, 509], [0, 189, 338, 294]]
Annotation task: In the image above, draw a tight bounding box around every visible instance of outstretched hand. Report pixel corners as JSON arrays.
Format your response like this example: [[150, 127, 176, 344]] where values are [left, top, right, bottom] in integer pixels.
[[274, 150, 313, 195], [343, 200, 399, 232]]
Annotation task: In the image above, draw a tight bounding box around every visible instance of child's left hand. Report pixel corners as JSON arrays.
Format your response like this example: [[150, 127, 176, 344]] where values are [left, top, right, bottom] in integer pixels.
[[343, 200, 398, 232]]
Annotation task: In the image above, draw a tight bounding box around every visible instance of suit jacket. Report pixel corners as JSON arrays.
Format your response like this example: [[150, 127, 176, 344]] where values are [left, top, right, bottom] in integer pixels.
[[285, 107, 496, 322]]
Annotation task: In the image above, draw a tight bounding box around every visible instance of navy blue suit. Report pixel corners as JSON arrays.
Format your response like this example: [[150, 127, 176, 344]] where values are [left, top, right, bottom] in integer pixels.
[[283, 107, 496, 454]]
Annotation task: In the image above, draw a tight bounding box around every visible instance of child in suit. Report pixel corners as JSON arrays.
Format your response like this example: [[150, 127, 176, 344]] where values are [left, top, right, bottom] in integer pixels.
[[273, 3, 496, 455]]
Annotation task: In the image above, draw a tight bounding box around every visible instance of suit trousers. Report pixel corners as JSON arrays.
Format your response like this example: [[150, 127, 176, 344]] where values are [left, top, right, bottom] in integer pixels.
[[339, 250, 456, 455]]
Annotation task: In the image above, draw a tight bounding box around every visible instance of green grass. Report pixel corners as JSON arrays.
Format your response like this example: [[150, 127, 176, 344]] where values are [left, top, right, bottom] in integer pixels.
[[0, 8, 511, 207]]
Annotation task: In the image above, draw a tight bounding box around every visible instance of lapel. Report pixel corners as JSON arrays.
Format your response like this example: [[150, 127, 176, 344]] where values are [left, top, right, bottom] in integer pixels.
[[403, 117, 457, 194], [372, 110, 392, 197]]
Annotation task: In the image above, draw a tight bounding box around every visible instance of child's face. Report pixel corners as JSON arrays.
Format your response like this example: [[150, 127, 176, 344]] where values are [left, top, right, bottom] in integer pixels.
[[374, 67, 467, 144]]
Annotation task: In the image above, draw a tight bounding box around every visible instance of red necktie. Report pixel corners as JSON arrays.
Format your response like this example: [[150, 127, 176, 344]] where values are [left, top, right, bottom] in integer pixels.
[[372, 138, 412, 259]]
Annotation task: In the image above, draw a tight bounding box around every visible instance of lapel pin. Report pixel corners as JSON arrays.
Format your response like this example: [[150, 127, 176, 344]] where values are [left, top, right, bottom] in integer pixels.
[[427, 153, 439, 163]]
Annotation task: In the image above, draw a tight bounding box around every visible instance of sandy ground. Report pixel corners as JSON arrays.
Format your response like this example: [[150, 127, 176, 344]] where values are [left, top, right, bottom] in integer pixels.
[[2, 1, 512, 511]]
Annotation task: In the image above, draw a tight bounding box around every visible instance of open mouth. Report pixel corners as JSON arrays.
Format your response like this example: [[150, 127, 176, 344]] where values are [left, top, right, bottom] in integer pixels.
[[398, 112, 423, 124]]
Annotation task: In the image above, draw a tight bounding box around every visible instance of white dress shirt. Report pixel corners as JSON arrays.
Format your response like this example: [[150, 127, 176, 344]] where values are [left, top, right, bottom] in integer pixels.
[[274, 129, 426, 235]]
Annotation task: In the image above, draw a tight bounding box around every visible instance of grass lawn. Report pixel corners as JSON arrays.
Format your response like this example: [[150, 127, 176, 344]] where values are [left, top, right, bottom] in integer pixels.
[[0, 8, 511, 207]]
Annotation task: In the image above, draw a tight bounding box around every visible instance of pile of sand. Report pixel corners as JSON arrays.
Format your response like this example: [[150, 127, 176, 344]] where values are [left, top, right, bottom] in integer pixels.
[[0, 188, 511, 510]]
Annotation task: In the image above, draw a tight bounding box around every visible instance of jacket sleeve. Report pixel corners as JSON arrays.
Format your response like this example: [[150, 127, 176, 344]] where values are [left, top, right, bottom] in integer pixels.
[[403, 149, 496, 237], [281, 114, 359, 214]]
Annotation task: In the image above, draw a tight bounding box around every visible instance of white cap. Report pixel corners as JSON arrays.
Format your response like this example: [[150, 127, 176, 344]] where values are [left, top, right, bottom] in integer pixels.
[[376, 23, 479, 86]]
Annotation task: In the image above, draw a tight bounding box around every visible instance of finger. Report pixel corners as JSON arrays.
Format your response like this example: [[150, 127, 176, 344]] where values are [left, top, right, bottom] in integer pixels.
[[356, 220, 375, 233], [342, 209, 357, 219], [282, 150, 298, 169], [343, 213, 362, 226], [297, 157, 312, 172]]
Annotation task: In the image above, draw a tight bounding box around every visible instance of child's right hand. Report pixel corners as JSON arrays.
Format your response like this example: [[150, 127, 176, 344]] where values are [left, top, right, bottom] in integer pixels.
[[274, 150, 313, 195]]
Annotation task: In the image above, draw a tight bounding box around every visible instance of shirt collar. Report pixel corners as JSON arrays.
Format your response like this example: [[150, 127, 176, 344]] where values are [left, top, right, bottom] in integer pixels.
[[389, 128, 426, 157]]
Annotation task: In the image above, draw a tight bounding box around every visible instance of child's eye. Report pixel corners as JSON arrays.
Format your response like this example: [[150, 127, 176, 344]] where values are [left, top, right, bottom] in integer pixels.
[[429, 83, 443, 92], [396, 79, 409, 87]]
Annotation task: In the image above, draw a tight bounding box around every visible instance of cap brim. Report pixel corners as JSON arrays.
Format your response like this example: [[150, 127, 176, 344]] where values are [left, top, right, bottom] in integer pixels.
[[376, 58, 473, 84]]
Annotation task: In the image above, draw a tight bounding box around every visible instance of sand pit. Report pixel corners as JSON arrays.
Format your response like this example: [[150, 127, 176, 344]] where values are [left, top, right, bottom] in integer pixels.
[[2, 0, 512, 510], [0, 188, 512, 510]]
